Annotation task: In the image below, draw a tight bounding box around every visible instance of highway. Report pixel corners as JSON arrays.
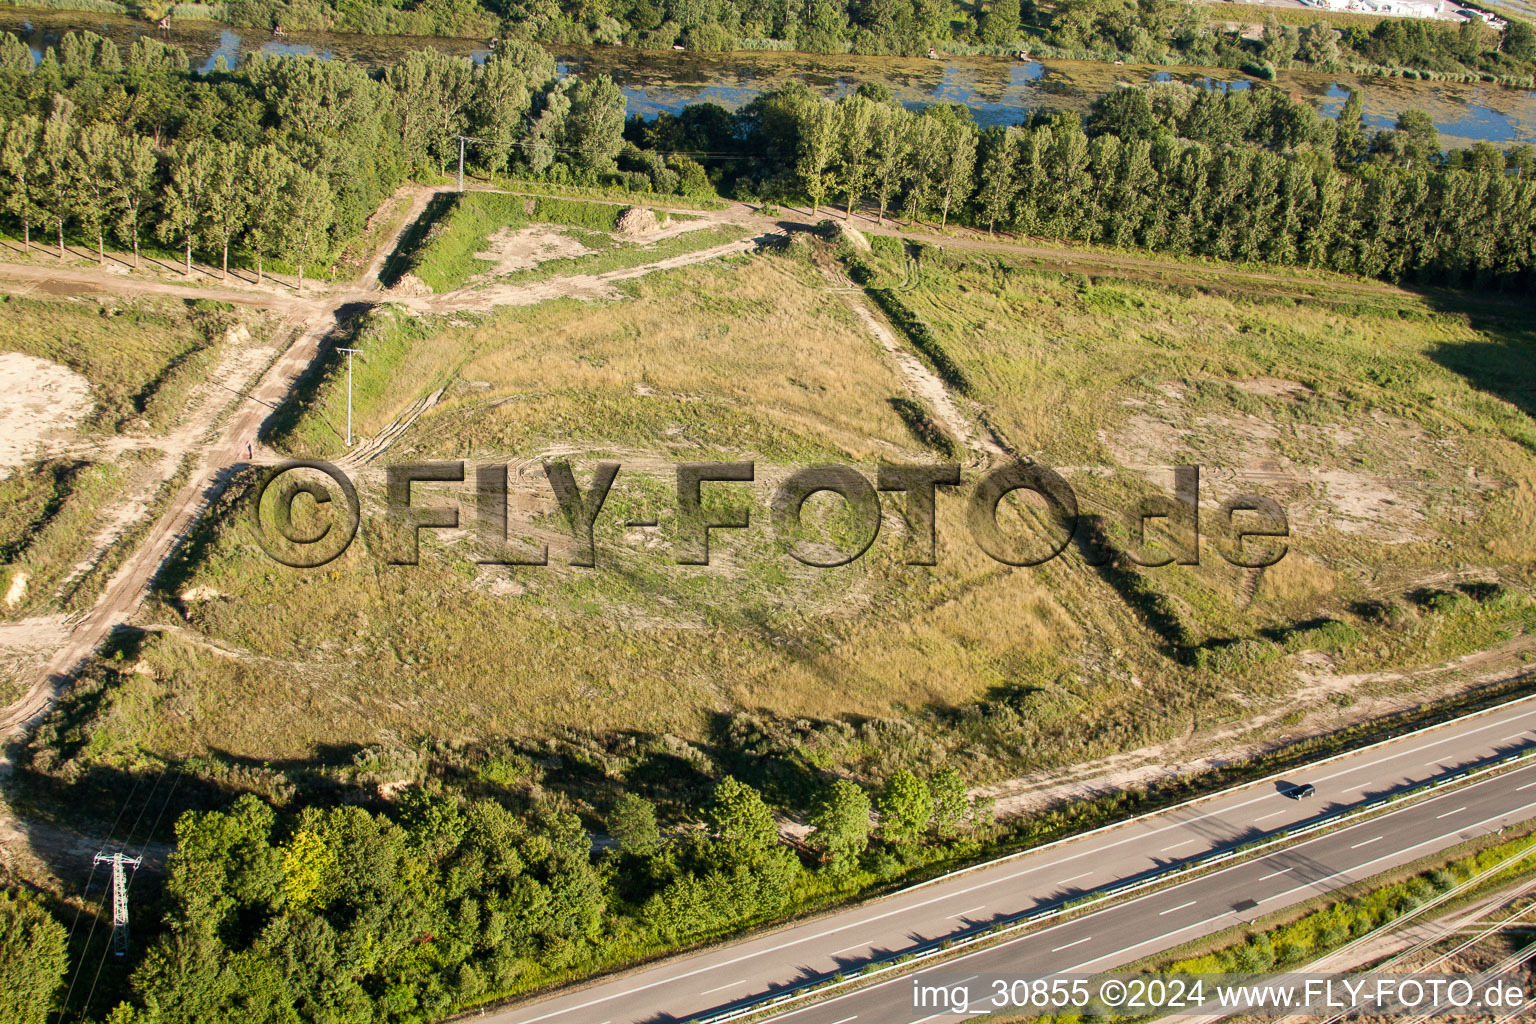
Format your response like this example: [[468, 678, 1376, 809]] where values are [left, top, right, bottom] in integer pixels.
[[489, 697, 1536, 1024]]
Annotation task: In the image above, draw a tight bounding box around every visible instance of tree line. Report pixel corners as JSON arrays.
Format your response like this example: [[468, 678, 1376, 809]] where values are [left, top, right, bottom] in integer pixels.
[[3, 768, 989, 1023], [645, 80, 1535, 289], [0, 31, 629, 282]]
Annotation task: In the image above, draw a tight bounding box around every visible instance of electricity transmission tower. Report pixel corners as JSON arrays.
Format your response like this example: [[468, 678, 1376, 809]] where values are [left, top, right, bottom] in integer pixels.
[[93, 851, 143, 957]]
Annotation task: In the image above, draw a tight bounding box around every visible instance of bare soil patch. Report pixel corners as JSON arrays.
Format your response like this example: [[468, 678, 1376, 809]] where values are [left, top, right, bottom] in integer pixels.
[[0, 352, 92, 478], [474, 225, 596, 277]]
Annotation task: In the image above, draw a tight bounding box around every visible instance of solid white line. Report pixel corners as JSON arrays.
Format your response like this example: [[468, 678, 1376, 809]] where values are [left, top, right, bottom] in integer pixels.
[[1436, 807, 1467, 819], [703, 981, 740, 994], [1159, 900, 1197, 915], [749, 787, 1536, 1024], [1051, 936, 1092, 952], [1351, 836, 1383, 849]]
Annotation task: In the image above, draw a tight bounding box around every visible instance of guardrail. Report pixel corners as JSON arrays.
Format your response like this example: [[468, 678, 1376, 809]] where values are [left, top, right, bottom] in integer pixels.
[[694, 743, 1536, 1024]]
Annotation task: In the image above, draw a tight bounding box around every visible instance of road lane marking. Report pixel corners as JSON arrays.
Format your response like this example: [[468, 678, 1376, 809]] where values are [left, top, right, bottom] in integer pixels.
[[511, 756, 1536, 1024], [1159, 900, 1197, 915], [829, 1017, 858, 1024], [1161, 839, 1196, 852], [745, 788, 1536, 1024], [954, 906, 988, 918], [703, 982, 739, 994], [831, 942, 868, 955], [1504, 733, 1529, 741], [1059, 872, 1093, 884], [1518, 781, 1536, 792], [1051, 936, 1092, 952], [1256, 811, 1289, 822], [1350, 836, 1383, 849], [1435, 807, 1467, 819], [1259, 867, 1292, 880]]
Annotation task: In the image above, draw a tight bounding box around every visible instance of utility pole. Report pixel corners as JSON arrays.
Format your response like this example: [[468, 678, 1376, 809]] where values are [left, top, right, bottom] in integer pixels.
[[456, 135, 484, 192], [93, 851, 142, 957], [337, 347, 363, 446]]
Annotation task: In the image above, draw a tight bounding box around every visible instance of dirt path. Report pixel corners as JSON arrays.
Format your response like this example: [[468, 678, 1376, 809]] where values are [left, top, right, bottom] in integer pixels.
[[974, 633, 1536, 820], [818, 259, 1005, 462]]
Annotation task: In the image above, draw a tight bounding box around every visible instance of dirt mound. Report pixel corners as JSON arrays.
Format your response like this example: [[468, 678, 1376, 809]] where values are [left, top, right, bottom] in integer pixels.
[[615, 206, 660, 237], [833, 220, 871, 251], [390, 273, 434, 297]]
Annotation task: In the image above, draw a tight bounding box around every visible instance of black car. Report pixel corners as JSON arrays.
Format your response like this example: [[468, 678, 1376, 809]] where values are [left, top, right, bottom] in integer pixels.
[[1285, 782, 1316, 799]]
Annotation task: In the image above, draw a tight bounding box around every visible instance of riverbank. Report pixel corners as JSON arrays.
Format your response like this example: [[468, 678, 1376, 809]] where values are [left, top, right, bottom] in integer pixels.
[[3, 6, 1534, 151]]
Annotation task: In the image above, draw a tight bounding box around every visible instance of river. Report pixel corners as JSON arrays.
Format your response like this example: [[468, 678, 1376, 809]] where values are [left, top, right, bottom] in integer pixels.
[[3, 6, 1533, 151]]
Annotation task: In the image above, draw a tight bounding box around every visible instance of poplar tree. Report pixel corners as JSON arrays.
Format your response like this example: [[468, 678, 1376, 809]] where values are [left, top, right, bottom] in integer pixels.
[[204, 145, 250, 280], [160, 138, 214, 275], [35, 98, 77, 258], [974, 125, 1020, 234], [867, 102, 911, 225], [244, 145, 293, 285], [795, 98, 838, 217], [67, 120, 119, 264], [110, 131, 158, 269], [836, 94, 876, 220], [0, 115, 40, 252]]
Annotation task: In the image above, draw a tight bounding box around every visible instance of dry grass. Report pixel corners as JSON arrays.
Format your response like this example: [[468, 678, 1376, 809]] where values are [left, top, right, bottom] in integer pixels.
[[98, 245, 1536, 785]]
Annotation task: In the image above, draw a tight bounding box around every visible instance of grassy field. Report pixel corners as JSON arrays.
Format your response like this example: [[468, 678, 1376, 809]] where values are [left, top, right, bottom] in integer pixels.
[[55, 232, 1532, 816], [391, 192, 730, 293], [0, 293, 236, 434]]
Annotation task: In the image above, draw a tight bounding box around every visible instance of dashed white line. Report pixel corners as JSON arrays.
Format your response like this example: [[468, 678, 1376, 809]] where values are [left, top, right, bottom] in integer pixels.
[[829, 1017, 858, 1024], [1159, 900, 1198, 915], [1161, 839, 1197, 852], [1259, 867, 1293, 881], [1435, 807, 1467, 819], [1351, 836, 1384, 849], [1059, 871, 1093, 884], [703, 981, 739, 994], [831, 942, 868, 955], [953, 905, 988, 918], [1518, 781, 1536, 792], [1256, 811, 1289, 822], [1051, 936, 1092, 952]]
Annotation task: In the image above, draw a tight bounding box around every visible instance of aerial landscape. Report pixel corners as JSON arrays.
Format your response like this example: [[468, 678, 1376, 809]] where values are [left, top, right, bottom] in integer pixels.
[[0, 0, 1534, 1020]]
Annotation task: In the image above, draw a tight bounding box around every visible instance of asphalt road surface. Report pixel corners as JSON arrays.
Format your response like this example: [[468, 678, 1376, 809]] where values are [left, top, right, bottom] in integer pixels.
[[766, 758, 1536, 1023], [492, 698, 1536, 1024]]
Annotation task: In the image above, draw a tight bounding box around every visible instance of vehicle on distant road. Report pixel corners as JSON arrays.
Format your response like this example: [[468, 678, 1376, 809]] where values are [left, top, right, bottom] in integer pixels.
[[1285, 782, 1317, 799]]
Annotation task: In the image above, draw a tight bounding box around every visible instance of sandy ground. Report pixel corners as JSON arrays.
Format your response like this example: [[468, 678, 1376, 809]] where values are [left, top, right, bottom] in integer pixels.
[[474, 225, 595, 277], [0, 352, 92, 478]]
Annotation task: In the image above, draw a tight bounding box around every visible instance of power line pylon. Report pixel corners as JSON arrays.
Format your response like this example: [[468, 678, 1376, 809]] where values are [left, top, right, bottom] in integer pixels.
[[93, 851, 143, 957]]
